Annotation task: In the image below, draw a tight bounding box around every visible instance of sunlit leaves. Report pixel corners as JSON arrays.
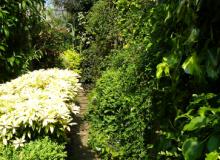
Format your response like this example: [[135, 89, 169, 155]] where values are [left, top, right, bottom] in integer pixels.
[[156, 58, 170, 79], [183, 116, 209, 131], [0, 69, 81, 147], [182, 53, 202, 78], [205, 151, 220, 160]]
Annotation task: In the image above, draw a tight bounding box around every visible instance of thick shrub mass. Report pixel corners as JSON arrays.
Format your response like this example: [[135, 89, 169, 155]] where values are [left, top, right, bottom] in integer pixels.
[[0, 69, 81, 146]]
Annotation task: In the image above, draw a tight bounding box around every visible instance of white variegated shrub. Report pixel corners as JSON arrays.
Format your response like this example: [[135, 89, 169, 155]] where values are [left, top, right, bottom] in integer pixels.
[[0, 69, 81, 147]]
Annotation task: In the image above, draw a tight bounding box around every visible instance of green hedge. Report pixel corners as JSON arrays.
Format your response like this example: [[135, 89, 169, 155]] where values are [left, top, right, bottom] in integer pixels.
[[87, 0, 220, 159]]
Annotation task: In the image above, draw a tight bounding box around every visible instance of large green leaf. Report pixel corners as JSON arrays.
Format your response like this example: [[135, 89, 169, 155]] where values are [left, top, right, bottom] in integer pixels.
[[182, 138, 203, 160], [183, 116, 208, 131]]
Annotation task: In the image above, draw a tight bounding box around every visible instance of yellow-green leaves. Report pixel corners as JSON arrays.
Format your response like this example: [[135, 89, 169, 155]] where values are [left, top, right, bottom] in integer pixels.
[[156, 55, 179, 79], [205, 151, 220, 160], [156, 57, 170, 79], [182, 53, 202, 77], [183, 116, 208, 131], [60, 49, 81, 73]]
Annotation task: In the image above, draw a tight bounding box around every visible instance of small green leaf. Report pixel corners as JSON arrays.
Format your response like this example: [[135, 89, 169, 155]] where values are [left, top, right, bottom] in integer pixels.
[[156, 62, 170, 79], [0, 45, 5, 51], [7, 57, 15, 66], [22, 1, 27, 9], [4, 28, 9, 38], [164, 11, 171, 23]]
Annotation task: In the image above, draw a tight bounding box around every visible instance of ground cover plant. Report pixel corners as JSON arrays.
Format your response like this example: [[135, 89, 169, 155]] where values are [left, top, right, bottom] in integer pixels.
[[0, 137, 67, 160]]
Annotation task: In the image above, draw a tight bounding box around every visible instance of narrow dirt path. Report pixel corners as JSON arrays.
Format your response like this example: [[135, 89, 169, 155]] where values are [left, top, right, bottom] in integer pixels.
[[67, 90, 98, 160]]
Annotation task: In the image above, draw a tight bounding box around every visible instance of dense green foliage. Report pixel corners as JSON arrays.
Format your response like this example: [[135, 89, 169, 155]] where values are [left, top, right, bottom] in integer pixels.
[[0, 0, 74, 81], [86, 0, 220, 159], [0, 137, 67, 160]]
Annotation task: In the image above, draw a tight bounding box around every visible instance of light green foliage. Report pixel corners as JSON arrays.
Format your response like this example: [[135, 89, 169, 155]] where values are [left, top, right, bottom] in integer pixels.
[[206, 151, 220, 160], [0, 137, 67, 160], [88, 48, 150, 159], [0, 69, 81, 146], [88, 71, 148, 159], [60, 49, 81, 73]]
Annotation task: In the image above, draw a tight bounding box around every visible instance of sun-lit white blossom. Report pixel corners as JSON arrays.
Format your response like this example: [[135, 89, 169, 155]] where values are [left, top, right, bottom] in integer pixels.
[[0, 69, 81, 146]]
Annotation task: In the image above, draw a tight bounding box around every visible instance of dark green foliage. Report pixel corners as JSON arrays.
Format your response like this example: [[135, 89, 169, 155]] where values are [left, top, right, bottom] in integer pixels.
[[0, 0, 44, 81], [0, 137, 67, 160], [53, 0, 95, 12], [32, 21, 72, 69], [80, 0, 121, 86]]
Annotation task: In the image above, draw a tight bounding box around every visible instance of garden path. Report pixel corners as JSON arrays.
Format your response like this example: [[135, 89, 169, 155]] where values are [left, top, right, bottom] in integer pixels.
[[67, 90, 99, 160]]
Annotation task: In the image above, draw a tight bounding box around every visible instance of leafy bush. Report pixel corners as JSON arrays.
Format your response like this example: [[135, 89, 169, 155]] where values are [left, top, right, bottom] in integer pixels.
[[0, 137, 67, 160], [60, 49, 81, 73], [0, 69, 81, 146]]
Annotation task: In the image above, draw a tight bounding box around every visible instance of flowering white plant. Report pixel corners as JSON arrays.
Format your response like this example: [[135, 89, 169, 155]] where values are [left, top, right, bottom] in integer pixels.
[[0, 69, 81, 147]]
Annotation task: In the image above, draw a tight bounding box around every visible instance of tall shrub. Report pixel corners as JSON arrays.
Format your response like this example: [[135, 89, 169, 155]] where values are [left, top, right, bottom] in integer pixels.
[[0, 0, 45, 81]]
